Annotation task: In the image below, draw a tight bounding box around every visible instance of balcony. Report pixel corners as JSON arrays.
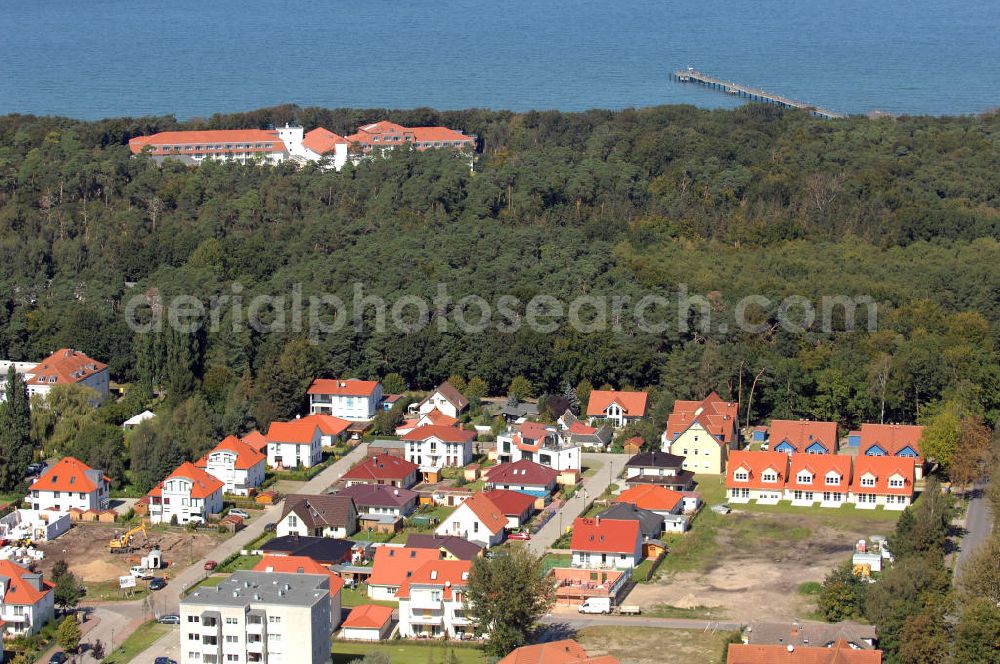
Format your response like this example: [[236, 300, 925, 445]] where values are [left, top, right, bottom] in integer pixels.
[[408, 595, 444, 611], [407, 612, 444, 626], [246, 621, 265, 634]]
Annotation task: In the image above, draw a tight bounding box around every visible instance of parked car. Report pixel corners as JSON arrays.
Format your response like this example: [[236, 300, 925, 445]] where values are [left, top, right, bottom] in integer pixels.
[[156, 614, 180, 625], [228, 509, 250, 519], [149, 577, 167, 591], [508, 531, 531, 541], [48, 653, 67, 664], [187, 516, 205, 525], [154, 658, 178, 664], [203, 560, 218, 571], [264, 522, 277, 533]]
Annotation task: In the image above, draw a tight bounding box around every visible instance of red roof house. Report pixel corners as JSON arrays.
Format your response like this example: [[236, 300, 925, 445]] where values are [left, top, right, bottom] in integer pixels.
[[586, 390, 649, 427], [725, 450, 789, 504], [570, 517, 643, 569], [342, 454, 419, 489]]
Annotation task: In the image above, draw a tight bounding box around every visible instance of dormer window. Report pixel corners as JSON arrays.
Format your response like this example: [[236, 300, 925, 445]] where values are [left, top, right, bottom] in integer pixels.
[[861, 476, 876, 488], [826, 474, 841, 486], [762, 470, 777, 483], [797, 472, 812, 485], [734, 470, 749, 482], [888, 477, 904, 488]]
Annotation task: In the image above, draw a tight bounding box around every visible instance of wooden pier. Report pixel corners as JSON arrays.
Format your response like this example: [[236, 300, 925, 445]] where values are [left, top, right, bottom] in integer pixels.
[[672, 68, 844, 119]]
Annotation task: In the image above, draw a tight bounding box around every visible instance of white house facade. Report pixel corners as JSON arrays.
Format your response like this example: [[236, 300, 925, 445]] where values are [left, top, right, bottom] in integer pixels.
[[146, 462, 224, 525], [28, 457, 110, 514]]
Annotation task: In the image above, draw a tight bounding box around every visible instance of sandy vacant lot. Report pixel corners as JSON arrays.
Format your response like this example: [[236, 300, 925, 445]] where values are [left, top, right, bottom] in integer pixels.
[[628, 506, 899, 622], [577, 626, 736, 664]]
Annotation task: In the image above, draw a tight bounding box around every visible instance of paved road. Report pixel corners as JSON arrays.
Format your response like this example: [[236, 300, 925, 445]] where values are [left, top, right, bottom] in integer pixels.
[[954, 482, 995, 585], [528, 453, 629, 554], [70, 444, 369, 662], [540, 612, 743, 632]]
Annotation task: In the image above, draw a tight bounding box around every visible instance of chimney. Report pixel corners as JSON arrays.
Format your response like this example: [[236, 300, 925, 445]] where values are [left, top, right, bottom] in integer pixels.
[[23, 573, 44, 592], [595, 515, 601, 526]]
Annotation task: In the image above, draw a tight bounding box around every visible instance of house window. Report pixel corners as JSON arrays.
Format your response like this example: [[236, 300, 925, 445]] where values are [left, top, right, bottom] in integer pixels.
[[889, 478, 904, 488], [797, 473, 812, 485], [762, 471, 777, 483], [287, 515, 297, 528], [826, 475, 840, 485], [734, 470, 748, 482], [861, 477, 875, 488]]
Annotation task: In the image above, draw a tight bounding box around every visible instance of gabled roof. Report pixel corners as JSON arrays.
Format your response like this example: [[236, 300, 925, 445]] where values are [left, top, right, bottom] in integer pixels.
[[455, 493, 507, 535], [586, 390, 649, 418], [196, 435, 266, 470], [128, 130, 286, 155], [252, 555, 344, 594], [281, 494, 356, 529], [335, 483, 418, 508], [342, 604, 394, 630], [307, 378, 380, 397], [499, 639, 621, 664], [597, 503, 664, 536], [411, 409, 460, 428], [615, 485, 684, 512], [770, 420, 838, 453], [514, 422, 557, 453], [419, 381, 470, 412], [302, 127, 348, 155], [0, 560, 54, 605], [30, 456, 108, 494], [259, 535, 353, 564], [342, 454, 418, 482], [566, 421, 597, 435], [401, 425, 475, 443], [787, 454, 852, 492], [851, 456, 915, 496], [346, 121, 475, 147], [368, 546, 440, 587], [571, 517, 641, 554], [27, 348, 107, 387], [298, 413, 352, 437], [726, 639, 882, 663], [395, 559, 472, 600], [486, 460, 559, 486], [666, 392, 738, 444], [725, 450, 790, 491], [265, 419, 320, 445], [148, 462, 224, 499], [483, 489, 536, 517], [859, 423, 924, 458], [404, 534, 483, 561], [625, 450, 685, 469], [241, 430, 268, 453]]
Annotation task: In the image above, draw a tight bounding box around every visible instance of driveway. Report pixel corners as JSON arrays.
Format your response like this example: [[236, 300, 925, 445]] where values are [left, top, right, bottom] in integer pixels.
[[954, 482, 995, 584]]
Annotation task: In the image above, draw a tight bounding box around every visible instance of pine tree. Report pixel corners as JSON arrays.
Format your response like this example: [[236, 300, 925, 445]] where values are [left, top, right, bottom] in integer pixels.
[[0, 366, 33, 491], [562, 379, 580, 414]]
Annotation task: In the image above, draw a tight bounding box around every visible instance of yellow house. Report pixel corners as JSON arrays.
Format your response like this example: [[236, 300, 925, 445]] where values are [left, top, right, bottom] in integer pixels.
[[660, 392, 739, 475]]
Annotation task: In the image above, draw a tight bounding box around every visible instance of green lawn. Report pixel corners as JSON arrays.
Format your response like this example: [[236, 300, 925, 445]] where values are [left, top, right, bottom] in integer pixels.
[[342, 585, 397, 608], [331, 641, 485, 664], [83, 580, 151, 602], [541, 553, 572, 573], [582, 461, 603, 477], [101, 620, 170, 664], [218, 553, 262, 573]]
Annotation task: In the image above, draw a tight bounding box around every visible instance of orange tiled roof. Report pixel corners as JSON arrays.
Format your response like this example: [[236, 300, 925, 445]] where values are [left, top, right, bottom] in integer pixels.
[[422, 409, 460, 428], [346, 121, 474, 148], [859, 424, 924, 458], [342, 604, 394, 630], [666, 392, 738, 444], [128, 130, 286, 155], [252, 555, 344, 593], [570, 517, 641, 555], [402, 425, 475, 443], [615, 485, 684, 512], [769, 420, 839, 453], [302, 128, 348, 155], [567, 421, 597, 435], [196, 435, 266, 470], [342, 454, 418, 482], [586, 390, 649, 418], [368, 546, 440, 588], [395, 559, 472, 600], [726, 639, 882, 663], [786, 454, 852, 492], [147, 461, 224, 499], [482, 489, 535, 517], [266, 419, 320, 445], [457, 493, 507, 535], [29, 456, 108, 494], [299, 413, 352, 437], [499, 639, 620, 664], [486, 459, 559, 487], [241, 430, 267, 453], [307, 378, 380, 397], [27, 348, 106, 387], [0, 560, 54, 605], [725, 450, 790, 491], [851, 456, 915, 496]]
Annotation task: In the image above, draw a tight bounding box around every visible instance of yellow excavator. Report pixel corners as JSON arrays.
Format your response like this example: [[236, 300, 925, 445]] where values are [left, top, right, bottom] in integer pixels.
[[109, 521, 149, 554]]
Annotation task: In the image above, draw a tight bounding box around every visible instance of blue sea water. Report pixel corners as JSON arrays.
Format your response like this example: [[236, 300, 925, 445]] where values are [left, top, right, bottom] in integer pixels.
[[1, 0, 998, 119]]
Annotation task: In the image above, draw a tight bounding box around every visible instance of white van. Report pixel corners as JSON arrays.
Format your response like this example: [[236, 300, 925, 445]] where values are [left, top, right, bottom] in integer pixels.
[[578, 597, 611, 614]]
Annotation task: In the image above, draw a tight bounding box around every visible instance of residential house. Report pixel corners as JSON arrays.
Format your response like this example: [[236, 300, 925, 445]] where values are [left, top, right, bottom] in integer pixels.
[[596, 503, 664, 540], [298, 413, 352, 446], [726, 639, 882, 664], [266, 419, 323, 469], [570, 517, 643, 570], [851, 456, 916, 510], [725, 450, 789, 505], [252, 555, 345, 629], [495, 421, 581, 472], [859, 423, 925, 479], [395, 409, 459, 436], [614, 484, 685, 517], [20, 348, 110, 404], [307, 378, 383, 421], [277, 494, 358, 539], [746, 620, 878, 650], [28, 456, 110, 513], [499, 639, 620, 664], [435, 492, 507, 548], [195, 435, 266, 496], [499, 401, 539, 423], [785, 454, 852, 507], [0, 560, 54, 637], [483, 489, 536, 529], [417, 381, 470, 419], [769, 420, 839, 454], [241, 429, 268, 454], [484, 460, 559, 498], [404, 534, 483, 561], [396, 559, 475, 639], [180, 571, 333, 664], [662, 392, 740, 475], [294, 126, 350, 170], [341, 454, 419, 489], [367, 439, 406, 458], [259, 536, 354, 566], [341, 604, 394, 641], [623, 450, 695, 490], [146, 462, 224, 525], [586, 390, 649, 428], [367, 545, 441, 601], [335, 484, 418, 519], [402, 425, 476, 481]]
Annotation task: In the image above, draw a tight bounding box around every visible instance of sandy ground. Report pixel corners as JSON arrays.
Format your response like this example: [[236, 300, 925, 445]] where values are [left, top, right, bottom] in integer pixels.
[[577, 626, 734, 664], [37, 523, 227, 582], [627, 510, 894, 622]]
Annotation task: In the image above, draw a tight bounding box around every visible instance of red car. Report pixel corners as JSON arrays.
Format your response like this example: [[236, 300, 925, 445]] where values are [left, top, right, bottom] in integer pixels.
[[508, 531, 531, 541], [203, 560, 218, 571]]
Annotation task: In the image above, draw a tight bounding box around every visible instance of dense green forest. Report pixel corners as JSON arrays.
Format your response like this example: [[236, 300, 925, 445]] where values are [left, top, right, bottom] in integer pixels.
[[0, 104, 998, 464]]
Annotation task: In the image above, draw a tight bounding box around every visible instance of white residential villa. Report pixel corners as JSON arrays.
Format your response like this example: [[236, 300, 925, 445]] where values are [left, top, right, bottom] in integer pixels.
[[28, 456, 110, 514], [308, 379, 383, 421], [195, 435, 267, 496], [146, 462, 224, 525]]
